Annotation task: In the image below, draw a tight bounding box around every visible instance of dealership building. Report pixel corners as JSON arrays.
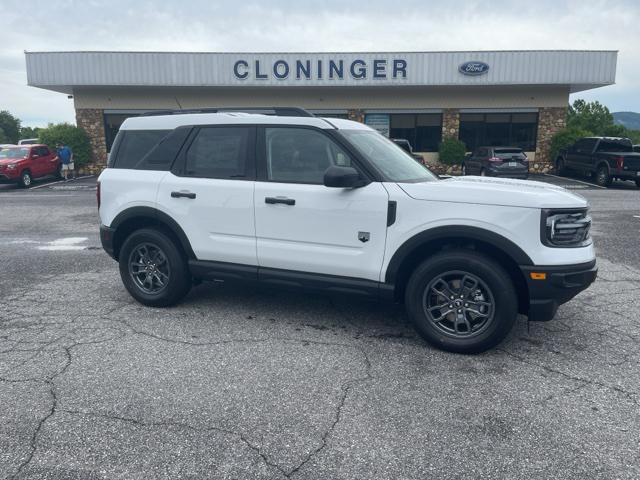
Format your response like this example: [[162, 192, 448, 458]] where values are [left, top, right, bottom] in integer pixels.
[[25, 50, 617, 170]]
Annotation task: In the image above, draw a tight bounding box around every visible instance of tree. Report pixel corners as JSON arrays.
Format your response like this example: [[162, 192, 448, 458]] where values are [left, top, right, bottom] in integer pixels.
[[19, 126, 41, 140], [0, 127, 9, 144], [38, 123, 92, 166], [0, 111, 21, 144]]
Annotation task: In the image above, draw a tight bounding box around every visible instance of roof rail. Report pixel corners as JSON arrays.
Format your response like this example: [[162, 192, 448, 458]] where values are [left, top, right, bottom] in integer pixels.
[[140, 107, 314, 117]]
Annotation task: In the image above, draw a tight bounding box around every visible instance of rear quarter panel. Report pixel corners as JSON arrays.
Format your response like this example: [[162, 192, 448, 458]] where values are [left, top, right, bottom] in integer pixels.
[[98, 169, 168, 226]]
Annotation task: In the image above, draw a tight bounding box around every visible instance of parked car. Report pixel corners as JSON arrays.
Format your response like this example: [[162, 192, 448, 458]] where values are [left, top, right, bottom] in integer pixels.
[[98, 108, 596, 354], [461, 146, 529, 179], [556, 137, 640, 188], [0, 144, 61, 187], [391, 138, 425, 164], [18, 138, 39, 145]]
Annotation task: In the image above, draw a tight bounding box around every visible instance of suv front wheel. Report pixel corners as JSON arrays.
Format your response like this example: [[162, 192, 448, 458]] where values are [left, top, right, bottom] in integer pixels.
[[405, 250, 518, 353], [119, 228, 191, 307]]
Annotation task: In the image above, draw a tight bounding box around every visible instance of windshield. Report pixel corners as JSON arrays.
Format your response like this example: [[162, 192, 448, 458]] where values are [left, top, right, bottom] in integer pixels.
[[0, 147, 29, 159], [341, 130, 438, 182]]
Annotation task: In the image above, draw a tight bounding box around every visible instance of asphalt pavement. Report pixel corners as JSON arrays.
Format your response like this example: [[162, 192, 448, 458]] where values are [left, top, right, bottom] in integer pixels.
[[1, 174, 639, 479]]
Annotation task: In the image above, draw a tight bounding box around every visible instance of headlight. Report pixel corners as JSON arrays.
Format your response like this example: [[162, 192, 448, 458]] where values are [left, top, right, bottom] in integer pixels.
[[541, 209, 591, 248], [7, 163, 17, 170]]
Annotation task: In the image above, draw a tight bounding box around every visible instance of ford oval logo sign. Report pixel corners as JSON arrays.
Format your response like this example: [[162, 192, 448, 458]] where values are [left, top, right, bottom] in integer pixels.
[[459, 61, 490, 76]]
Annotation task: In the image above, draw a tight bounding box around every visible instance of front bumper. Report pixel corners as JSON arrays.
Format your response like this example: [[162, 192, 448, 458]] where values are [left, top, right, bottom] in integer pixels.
[[100, 224, 116, 259], [520, 260, 597, 321], [0, 173, 19, 184]]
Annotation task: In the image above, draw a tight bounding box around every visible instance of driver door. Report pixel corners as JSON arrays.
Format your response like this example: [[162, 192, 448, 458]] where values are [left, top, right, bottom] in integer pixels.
[[254, 126, 389, 282]]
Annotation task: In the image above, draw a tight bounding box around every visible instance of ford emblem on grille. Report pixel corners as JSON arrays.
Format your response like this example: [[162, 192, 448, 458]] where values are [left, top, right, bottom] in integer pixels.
[[459, 61, 490, 76]]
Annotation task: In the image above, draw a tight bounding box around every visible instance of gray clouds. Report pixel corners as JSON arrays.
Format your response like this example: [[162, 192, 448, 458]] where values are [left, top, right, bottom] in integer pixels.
[[1, 0, 638, 126]]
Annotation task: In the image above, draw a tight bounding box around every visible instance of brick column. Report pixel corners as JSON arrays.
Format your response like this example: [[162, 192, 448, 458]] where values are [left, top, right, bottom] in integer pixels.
[[75, 108, 108, 167], [442, 108, 460, 141], [347, 109, 365, 123], [534, 107, 567, 172]]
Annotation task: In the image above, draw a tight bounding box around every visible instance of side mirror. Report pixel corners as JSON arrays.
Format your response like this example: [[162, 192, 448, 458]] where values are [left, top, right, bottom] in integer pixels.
[[323, 165, 367, 188]]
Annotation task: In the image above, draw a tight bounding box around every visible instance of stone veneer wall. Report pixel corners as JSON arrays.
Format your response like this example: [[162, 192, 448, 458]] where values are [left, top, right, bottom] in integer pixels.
[[442, 108, 460, 140], [533, 106, 567, 173], [347, 109, 365, 123], [75, 108, 107, 174]]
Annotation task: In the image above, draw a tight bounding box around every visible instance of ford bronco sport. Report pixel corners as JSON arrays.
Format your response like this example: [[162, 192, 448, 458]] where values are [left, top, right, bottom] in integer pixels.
[[98, 108, 597, 353]]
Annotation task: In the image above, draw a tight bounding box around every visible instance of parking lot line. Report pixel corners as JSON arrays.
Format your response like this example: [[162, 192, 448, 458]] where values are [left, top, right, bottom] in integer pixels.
[[30, 175, 95, 190], [542, 173, 606, 189]]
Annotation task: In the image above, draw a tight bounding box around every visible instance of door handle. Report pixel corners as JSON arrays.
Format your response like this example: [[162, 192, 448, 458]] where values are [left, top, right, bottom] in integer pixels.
[[171, 191, 196, 199], [265, 196, 295, 206]]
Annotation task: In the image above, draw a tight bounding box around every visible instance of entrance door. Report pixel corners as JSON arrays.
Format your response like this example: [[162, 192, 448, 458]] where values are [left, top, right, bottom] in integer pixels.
[[254, 126, 389, 282]]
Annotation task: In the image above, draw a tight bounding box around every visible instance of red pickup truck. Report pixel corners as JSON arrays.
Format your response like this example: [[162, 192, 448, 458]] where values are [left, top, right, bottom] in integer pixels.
[[0, 144, 61, 187]]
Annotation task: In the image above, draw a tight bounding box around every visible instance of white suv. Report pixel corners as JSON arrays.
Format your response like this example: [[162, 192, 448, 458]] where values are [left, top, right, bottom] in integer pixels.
[[98, 108, 597, 353]]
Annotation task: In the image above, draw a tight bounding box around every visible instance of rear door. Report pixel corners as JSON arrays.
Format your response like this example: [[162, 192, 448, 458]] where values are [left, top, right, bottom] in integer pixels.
[[156, 125, 258, 265], [254, 126, 389, 281], [39, 146, 57, 176]]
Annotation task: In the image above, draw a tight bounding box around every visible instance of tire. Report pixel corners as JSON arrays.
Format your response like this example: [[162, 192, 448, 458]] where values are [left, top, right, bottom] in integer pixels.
[[461, 164, 466, 176], [118, 228, 191, 307], [19, 170, 33, 188], [480, 169, 486, 177], [595, 165, 612, 187], [404, 250, 518, 354], [556, 157, 567, 176], [635, 179, 640, 189]]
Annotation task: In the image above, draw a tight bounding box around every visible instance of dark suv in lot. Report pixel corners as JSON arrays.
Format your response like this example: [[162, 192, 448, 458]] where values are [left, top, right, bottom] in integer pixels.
[[462, 146, 529, 179], [556, 137, 640, 188]]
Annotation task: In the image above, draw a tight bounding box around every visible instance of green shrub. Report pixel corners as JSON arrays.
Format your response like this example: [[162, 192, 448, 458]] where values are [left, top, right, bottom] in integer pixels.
[[549, 127, 592, 162], [438, 138, 467, 165], [38, 123, 92, 167]]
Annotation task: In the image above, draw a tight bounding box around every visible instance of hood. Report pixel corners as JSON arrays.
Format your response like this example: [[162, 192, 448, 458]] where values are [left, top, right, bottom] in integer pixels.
[[399, 176, 588, 209]]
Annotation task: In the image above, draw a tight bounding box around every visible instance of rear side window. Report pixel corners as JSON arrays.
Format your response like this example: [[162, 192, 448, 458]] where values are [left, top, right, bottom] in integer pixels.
[[112, 130, 171, 169], [184, 127, 250, 179]]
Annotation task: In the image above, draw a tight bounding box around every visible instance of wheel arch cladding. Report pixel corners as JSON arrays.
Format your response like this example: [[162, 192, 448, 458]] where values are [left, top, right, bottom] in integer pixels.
[[386, 226, 532, 314], [110, 207, 196, 261]]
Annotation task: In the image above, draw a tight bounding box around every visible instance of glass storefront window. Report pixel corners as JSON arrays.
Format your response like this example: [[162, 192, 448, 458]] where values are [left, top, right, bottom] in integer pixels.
[[459, 112, 538, 151], [389, 113, 442, 152]]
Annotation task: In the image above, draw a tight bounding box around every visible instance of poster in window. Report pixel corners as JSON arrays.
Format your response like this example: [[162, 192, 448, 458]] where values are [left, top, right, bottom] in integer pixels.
[[365, 114, 390, 137]]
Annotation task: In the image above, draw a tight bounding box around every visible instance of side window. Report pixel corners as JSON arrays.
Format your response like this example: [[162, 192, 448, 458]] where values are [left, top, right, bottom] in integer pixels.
[[40, 147, 50, 156], [184, 127, 250, 179], [265, 127, 352, 184], [478, 148, 488, 157], [113, 130, 171, 169]]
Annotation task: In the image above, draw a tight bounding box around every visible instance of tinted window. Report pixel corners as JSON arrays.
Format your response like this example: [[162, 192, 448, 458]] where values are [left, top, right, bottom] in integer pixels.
[[596, 139, 632, 153], [576, 138, 598, 153], [459, 113, 538, 151], [266, 127, 352, 184], [113, 130, 171, 169], [185, 127, 249, 179], [478, 148, 488, 157], [389, 114, 442, 152]]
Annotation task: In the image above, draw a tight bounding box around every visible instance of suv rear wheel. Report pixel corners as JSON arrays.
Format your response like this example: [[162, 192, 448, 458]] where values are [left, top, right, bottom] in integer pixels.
[[555, 157, 567, 176], [119, 228, 191, 307], [405, 250, 518, 353]]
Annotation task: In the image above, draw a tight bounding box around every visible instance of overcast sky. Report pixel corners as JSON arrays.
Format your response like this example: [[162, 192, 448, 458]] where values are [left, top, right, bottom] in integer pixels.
[[1, 0, 638, 127]]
